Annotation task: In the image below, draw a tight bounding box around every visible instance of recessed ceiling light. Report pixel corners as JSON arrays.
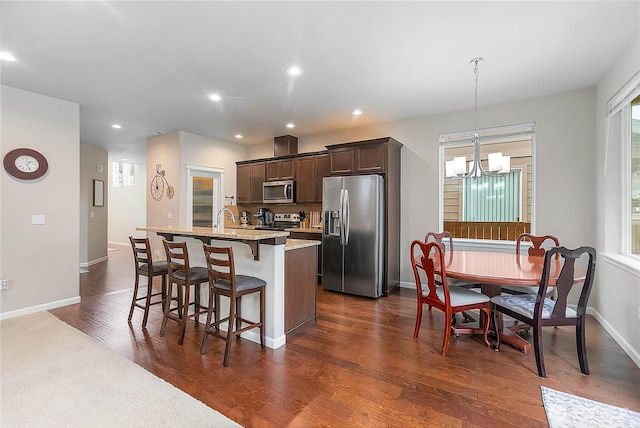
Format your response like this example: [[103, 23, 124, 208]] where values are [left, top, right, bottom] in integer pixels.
[[235, 134, 243, 139], [353, 109, 362, 116], [112, 124, 122, 129], [286, 66, 302, 76], [154, 131, 165, 136], [286, 123, 295, 129], [0, 52, 16, 62], [209, 93, 221, 101]]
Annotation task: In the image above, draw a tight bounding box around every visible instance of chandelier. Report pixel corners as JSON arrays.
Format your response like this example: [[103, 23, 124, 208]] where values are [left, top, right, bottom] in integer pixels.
[[445, 57, 511, 178]]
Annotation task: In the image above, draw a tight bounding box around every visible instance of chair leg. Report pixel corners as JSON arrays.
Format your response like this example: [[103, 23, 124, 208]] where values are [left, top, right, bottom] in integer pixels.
[[194, 284, 201, 324], [413, 302, 423, 339], [161, 275, 167, 312], [235, 296, 242, 336], [160, 280, 172, 337], [200, 286, 215, 355], [480, 308, 490, 348], [128, 274, 140, 323], [441, 310, 452, 356], [492, 305, 501, 350], [178, 285, 190, 345], [533, 322, 546, 378], [576, 317, 590, 375], [259, 288, 265, 348], [141, 276, 154, 328], [223, 294, 236, 367]]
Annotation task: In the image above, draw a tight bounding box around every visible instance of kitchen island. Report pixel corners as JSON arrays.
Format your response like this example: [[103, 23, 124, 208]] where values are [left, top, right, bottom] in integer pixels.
[[137, 226, 319, 349]]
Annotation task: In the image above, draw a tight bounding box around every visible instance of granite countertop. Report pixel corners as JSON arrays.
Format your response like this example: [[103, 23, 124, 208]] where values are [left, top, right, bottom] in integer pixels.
[[137, 226, 289, 241], [285, 239, 321, 251], [285, 227, 323, 234]]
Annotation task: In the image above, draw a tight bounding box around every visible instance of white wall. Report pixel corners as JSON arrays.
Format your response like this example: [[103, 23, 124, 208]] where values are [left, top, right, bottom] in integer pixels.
[[80, 143, 108, 265], [143, 130, 249, 258], [249, 87, 597, 282], [594, 37, 640, 366], [108, 161, 146, 246], [0, 86, 80, 318]]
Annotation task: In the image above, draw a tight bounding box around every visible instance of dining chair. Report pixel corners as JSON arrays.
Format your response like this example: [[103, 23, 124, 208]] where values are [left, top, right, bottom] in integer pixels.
[[425, 231, 480, 324], [410, 240, 491, 356], [491, 246, 596, 378], [504, 233, 560, 296], [200, 244, 266, 366], [128, 236, 169, 328], [161, 240, 209, 345]]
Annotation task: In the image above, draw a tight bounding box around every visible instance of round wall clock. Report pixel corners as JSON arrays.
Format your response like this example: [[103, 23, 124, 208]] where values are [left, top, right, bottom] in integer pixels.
[[3, 148, 49, 180]]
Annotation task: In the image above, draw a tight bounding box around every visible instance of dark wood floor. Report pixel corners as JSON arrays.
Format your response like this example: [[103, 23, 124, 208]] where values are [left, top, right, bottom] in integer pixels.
[[51, 244, 640, 427]]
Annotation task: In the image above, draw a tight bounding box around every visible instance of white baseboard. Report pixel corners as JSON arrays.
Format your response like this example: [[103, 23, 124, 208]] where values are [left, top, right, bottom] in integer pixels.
[[398, 281, 639, 369], [587, 307, 640, 368], [0, 296, 81, 321], [79, 256, 109, 268]]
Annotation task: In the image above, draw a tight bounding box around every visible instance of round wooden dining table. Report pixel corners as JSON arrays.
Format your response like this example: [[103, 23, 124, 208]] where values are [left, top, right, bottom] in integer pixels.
[[436, 250, 579, 353]]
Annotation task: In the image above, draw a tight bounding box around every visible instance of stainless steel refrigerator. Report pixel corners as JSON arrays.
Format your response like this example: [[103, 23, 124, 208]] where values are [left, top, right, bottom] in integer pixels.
[[322, 175, 384, 298]]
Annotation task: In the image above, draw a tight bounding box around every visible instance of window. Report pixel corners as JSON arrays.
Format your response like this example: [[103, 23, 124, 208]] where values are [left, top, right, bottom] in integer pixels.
[[112, 162, 136, 187], [608, 72, 640, 257], [439, 123, 534, 241], [631, 95, 639, 254]]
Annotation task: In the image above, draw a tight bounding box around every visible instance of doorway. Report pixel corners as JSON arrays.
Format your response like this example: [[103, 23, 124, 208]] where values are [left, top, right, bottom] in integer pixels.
[[185, 165, 224, 228]]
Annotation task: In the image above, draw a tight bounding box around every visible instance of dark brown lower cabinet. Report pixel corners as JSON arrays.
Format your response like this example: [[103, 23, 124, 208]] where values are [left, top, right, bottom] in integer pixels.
[[287, 231, 322, 283], [285, 245, 318, 337]]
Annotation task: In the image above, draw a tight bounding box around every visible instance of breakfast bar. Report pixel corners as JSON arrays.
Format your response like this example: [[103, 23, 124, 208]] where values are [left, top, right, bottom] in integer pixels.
[[137, 226, 319, 349]]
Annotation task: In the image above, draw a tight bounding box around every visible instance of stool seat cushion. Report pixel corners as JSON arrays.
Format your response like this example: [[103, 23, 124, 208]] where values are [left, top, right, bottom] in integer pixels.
[[171, 266, 209, 282], [213, 275, 266, 292], [138, 262, 168, 275]]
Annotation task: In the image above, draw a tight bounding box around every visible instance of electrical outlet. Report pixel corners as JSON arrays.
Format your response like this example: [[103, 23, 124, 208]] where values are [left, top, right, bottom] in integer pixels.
[[1, 279, 8, 290]]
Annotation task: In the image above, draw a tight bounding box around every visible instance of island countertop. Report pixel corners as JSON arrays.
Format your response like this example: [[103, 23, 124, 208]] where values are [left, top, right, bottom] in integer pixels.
[[137, 226, 289, 241], [285, 239, 321, 251], [137, 226, 288, 261]]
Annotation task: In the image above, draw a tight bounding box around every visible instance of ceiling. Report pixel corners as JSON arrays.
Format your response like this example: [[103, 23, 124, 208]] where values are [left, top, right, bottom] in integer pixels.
[[1, 1, 638, 164]]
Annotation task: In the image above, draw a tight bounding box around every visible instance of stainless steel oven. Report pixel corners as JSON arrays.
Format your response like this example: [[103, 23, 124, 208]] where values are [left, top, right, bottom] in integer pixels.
[[263, 180, 295, 204]]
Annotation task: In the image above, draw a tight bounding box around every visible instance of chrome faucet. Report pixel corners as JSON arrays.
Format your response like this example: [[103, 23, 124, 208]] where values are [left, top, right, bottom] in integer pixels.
[[216, 208, 236, 232]]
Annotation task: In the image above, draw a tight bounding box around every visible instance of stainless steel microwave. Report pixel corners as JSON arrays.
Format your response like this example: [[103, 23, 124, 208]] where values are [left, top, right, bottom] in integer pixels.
[[263, 180, 295, 204]]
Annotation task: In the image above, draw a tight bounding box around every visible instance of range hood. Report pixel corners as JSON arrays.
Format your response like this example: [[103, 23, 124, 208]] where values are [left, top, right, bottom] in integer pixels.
[[274, 135, 298, 156]]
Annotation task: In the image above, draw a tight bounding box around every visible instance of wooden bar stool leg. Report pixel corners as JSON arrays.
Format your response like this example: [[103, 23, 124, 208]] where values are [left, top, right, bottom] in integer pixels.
[[128, 274, 141, 323], [223, 295, 236, 367], [160, 280, 173, 337], [200, 284, 216, 354], [260, 288, 265, 348], [178, 285, 190, 345], [141, 276, 153, 328]]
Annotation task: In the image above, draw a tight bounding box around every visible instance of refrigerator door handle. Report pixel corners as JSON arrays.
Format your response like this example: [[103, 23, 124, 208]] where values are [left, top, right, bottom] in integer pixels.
[[343, 188, 350, 245], [339, 188, 345, 245]]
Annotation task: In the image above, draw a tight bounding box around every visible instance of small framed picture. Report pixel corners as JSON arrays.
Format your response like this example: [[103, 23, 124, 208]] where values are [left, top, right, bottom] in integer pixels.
[[93, 179, 104, 207]]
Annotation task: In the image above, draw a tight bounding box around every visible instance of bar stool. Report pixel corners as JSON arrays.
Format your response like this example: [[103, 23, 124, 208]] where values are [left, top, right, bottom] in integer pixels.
[[161, 240, 209, 345], [128, 236, 168, 328], [201, 244, 266, 366]]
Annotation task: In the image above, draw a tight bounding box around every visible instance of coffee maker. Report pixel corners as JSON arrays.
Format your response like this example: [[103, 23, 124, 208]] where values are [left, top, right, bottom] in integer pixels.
[[254, 208, 274, 227]]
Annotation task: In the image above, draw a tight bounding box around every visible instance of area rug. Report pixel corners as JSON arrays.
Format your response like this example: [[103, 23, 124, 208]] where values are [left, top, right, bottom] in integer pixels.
[[541, 386, 640, 428], [0, 311, 242, 427]]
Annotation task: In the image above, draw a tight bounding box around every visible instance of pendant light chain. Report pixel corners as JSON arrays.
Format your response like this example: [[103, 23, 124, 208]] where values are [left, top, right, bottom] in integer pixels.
[[472, 57, 482, 140]]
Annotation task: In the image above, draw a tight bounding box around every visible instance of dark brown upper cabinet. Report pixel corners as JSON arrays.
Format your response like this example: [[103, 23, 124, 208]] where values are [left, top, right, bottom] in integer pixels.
[[237, 161, 266, 204], [266, 159, 295, 181]]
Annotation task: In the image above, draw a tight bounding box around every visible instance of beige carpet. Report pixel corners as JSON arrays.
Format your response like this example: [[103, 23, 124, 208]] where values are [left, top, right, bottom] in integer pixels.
[[1, 311, 242, 427]]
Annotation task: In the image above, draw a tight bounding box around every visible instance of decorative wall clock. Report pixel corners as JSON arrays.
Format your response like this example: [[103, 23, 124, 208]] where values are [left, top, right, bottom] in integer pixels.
[[150, 164, 174, 201], [3, 148, 49, 180]]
